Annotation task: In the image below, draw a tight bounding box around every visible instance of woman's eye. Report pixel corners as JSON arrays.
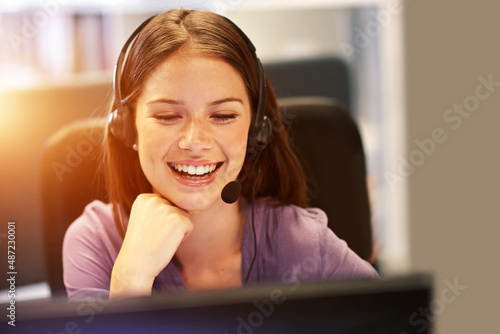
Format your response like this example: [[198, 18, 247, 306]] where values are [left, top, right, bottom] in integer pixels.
[[153, 115, 181, 123], [211, 114, 237, 123]]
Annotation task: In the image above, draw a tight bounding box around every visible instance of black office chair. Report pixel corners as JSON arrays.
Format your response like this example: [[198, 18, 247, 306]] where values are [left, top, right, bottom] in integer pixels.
[[280, 97, 373, 261], [40, 97, 373, 297], [41, 118, 108, 297], [264, 57, 352, 111]]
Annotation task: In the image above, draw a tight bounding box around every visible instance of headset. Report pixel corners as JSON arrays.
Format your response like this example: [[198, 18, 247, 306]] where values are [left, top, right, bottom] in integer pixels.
[[108, 13, 272, 158]]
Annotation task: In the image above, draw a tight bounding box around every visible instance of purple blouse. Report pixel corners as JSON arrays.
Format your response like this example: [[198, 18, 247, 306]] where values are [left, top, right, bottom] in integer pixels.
[[63, 199, 378, 300]]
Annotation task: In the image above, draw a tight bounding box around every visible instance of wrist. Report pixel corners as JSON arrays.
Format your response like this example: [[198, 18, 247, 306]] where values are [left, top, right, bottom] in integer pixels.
[[109, 257, 155, 298]]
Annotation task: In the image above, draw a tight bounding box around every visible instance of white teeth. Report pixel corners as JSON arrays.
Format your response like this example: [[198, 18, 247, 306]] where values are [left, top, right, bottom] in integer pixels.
[[173, 163, 217, 176]]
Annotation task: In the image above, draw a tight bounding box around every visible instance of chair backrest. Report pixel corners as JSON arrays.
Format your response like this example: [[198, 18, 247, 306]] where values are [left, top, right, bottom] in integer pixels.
[[280, 97, 372, 260], [41, 118, 108, 297], [264, 57, 352, 111], [41, 97, 372, 297]]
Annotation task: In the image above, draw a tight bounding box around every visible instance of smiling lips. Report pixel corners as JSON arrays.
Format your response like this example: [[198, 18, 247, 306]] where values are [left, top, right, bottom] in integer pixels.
[[168, 162, 223, 180]]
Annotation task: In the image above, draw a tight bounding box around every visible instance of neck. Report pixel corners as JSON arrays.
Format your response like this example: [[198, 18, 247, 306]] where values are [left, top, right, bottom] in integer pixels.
[[175, 198, 248, 268]]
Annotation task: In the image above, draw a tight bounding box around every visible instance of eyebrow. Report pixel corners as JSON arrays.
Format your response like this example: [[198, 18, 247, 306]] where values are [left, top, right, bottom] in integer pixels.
[[146, 98, 182, 106], [146, 97, 244, 107], [209, 97, 244, 106]]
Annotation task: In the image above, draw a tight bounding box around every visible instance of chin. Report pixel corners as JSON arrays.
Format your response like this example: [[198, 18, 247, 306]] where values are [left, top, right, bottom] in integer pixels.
[[177, 199, 216, 213], [172, 192, 220, 212]]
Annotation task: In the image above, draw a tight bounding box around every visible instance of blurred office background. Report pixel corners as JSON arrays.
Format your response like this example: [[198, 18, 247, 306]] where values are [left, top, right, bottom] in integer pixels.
[[0, 0, 498, 333]]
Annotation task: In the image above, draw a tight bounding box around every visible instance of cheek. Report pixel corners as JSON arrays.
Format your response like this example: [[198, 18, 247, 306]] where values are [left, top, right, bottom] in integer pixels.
[[229, 129, 249, 159], [136, 125, 172, 169], [214, 130, 248, 179], [137, 119, 172, 149]]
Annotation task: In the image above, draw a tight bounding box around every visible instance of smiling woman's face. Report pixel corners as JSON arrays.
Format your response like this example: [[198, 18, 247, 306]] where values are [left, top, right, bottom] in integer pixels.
[[134, 49, 252, 212]]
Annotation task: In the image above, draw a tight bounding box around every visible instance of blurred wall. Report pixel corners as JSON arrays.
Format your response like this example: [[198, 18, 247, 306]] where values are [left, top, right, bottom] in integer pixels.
[[403, 1, 500, 333], [225, 8, 344, 62]]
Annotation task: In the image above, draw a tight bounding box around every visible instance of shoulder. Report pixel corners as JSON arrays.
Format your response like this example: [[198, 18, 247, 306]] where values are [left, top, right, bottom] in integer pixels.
[[254, 199, 328, 246], [252, 199, 378, 281], [63, 200, 122, 300], [64, 200, 121, 249]]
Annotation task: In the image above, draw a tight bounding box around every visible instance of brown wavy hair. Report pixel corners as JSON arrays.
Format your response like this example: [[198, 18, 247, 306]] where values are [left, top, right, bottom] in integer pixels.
[[105, 9, 309, 237]]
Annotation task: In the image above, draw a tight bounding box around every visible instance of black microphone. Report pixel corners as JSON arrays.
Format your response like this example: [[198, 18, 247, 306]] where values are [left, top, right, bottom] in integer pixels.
[[221, 148, 263, 204], [221, 181, 242, 204]]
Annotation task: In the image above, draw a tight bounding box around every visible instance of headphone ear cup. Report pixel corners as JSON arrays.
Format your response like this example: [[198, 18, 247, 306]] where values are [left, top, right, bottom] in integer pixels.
[[108, 108, 135, 148], [108, 109, 124, 141], [256, 116, 273, 145], [246, 116, 273, 161]]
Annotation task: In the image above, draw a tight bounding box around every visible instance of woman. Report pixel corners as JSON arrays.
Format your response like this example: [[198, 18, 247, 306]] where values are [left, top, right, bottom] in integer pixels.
[[63, 9, 378, 301]]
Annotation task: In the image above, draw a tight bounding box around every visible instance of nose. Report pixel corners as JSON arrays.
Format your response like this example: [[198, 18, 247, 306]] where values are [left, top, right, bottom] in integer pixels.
[[178, 117, 213, 153]]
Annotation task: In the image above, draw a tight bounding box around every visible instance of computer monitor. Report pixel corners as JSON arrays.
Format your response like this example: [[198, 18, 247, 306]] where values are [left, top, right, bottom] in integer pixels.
[[8, 274, 432, 334]]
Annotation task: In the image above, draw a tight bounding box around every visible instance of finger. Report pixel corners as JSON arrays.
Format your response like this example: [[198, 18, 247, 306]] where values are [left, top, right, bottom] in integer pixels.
[[146, 193, 191, 218]]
